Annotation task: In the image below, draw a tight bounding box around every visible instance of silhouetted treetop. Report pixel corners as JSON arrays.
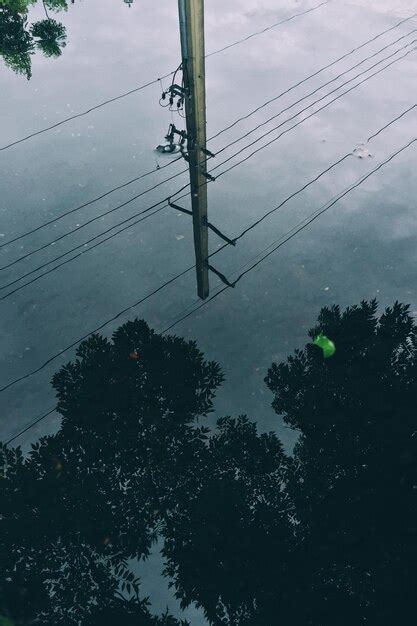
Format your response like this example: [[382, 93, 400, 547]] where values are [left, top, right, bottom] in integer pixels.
[[53, 318, 223, 436], [1, 304, 416, 625], [1, 319, 224, 625], [266, 299, 417, 625]]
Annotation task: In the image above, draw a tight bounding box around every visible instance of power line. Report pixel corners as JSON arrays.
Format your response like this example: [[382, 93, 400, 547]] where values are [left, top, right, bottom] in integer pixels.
[[0, 264, 195, 394], [0, 183, 188, 298], [0, 146, 345, 299], [2, 15, 413, 252], [168, 46, 416, 208], [0, 74, 175, 152], [4, 407, 57, 446], [3, 12, 416, 446], [211, 39, 417, 171], [211, 44, 417, 179], [205, 0, 331, 58], [2, 51, 414, 301], [367, 103, 417, 142], [213, 29, 417, 157], [0, 204, 170, 301], [208, 12, 417, 141], [0, 109, 413, 394], [0, 1, 332, 153], [229, 105, 416, 244], [228, 154, 352, 243], [0, 156, 183, 251], [162, 137, 417, 333], [3, 127, 415, 445], [0, 167, 189, 272], [234, 142, 417, 283], [3, 32, 413, 278]]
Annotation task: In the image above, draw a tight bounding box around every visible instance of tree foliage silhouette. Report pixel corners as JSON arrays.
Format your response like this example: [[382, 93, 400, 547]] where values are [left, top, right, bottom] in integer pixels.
[[0, 318, 222, 625], [161, 414, 295, 626], [265, 299, 417, 625], [0, 0, 67, 78], [160, 300, 417, 625], [0, 4, 34, 78], [31, 17, 66, 57], [1, 302, 416, 625]]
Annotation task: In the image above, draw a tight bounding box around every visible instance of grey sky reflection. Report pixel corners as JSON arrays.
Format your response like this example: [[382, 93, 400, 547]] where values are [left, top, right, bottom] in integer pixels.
[[0, 0, 416, 621]]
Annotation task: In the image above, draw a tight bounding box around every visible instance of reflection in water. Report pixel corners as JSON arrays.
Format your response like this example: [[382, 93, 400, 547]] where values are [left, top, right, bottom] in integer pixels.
[[0, 0, 68, 79], [0, 0, 136, 78], [1, 302, 416, 624]]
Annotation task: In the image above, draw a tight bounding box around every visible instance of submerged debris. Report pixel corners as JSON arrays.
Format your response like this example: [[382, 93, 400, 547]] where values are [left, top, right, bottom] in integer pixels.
[[353, 144, 374, 159]]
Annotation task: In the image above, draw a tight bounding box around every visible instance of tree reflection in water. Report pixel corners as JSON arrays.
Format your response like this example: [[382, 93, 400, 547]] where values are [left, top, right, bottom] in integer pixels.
[[0, 1, 68, 79], [0, 302, 416, 625]]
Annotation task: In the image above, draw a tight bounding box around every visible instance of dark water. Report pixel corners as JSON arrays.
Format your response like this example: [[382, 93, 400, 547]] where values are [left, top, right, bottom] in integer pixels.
[[1, 0, 416, 622]]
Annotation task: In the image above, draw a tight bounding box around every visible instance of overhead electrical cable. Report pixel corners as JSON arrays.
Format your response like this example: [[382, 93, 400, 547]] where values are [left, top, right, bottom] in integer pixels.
[[0, 74, 175, 152], [0, 169, 190, 272], [3, 133, 415, 444], [161, 137, 417, 333], [0, 264, 195, 395], [3, 32, 413, 277], [168, 46, 416, 208], [0, 0, 331, 153], [212, 30, 417, 157], [230, 140, 417, 285], [4, 407, 57, 446], [222, 102, 416, 245], [205, 0, 331, 57], [0, 204, 171, 301], [210, 39, 417, 172], [209, 44, 417, 179], [208, 12, 417, 141], [1, 52, 414, 300], [0, 156, 183, 250], [1, 16, 414, 252], [367, 103, 417, 142], [0, 110, 413, 393]]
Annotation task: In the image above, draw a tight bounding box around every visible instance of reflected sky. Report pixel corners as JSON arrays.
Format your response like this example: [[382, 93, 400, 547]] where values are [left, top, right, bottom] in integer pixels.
[[1, 0, 416, 620]]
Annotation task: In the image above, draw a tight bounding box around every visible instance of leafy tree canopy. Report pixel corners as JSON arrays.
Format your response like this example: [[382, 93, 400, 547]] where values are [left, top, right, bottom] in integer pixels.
[[0, 0, 67, 78], [265, 299, 417, 625], [1, 303, 416, 625], [0, 319, 222, 625]]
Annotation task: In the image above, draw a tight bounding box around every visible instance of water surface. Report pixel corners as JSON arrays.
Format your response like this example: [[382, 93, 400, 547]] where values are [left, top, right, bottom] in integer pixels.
[[1, 0, 416, 619]]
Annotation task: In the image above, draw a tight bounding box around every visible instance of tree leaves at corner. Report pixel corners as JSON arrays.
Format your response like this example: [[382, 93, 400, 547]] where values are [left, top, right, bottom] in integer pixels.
[[0, 5, 33, 78], [0, 0, 67, 78]]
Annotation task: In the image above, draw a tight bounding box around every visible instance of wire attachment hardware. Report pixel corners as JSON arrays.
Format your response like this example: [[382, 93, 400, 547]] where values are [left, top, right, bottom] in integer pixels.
[[208, 265, 236, 288], [168, 200, 193, 216], [168, 201, 236, 247]]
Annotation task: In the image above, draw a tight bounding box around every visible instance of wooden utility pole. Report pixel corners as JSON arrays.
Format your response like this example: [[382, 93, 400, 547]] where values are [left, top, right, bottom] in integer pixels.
[[178, 0, 209, 299]]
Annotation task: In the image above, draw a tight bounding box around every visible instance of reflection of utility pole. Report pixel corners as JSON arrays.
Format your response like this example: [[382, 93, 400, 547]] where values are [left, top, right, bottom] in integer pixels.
[[178, 0, 209, 299], [161, 1, 235, 298]]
